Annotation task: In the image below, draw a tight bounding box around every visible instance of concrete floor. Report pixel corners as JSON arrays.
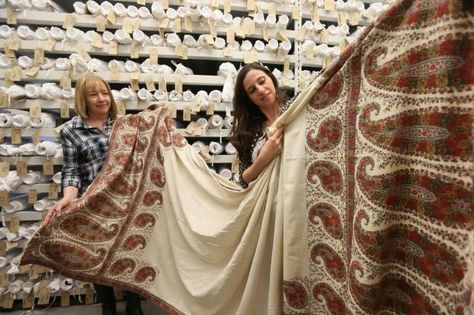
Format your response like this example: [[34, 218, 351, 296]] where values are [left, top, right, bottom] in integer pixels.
[[6, 300, 169, 315]]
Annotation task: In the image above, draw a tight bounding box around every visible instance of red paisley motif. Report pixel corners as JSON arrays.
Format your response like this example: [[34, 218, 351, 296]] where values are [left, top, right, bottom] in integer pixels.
[[134, 266, 157, 283], [138, 115, 157, 132], [110, 258, 136, 276], [157, 126, 172, 147], [308, 203, 343, 240], [357, 156, 473, 226], [122, 235, 147, 251], [150, 167, 166, 188], [309, 73, 343, 110], [84, 192, 128, 218], [307, 116, 343, 152], [311, 244, 346, 282], [133, 213, 156, 228], [121, 134, 137, 147], [60, 214, 119, 242], [109, 176, 136, 196], [40, 241, 106, 271], [307, 161, 343, 195], [172, 133, 187, 148], [143, 191, 163, 207], [312, 282, 351, 315], [359, 103, 471, 158], [282, 280, 308, 309], [136, 137, 150, 153]]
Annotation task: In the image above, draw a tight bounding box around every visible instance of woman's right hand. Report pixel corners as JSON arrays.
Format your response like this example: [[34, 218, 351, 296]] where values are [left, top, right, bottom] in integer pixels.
[[258, 127, 284, 164], [43, 197, 74, 225]]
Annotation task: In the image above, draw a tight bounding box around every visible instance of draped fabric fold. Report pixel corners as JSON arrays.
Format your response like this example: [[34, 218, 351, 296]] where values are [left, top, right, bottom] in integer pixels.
[[21, 0, 473, 314]]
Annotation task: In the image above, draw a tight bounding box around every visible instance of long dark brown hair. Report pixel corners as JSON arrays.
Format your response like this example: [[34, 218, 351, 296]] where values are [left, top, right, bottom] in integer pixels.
[[230, 63, 287, 164]]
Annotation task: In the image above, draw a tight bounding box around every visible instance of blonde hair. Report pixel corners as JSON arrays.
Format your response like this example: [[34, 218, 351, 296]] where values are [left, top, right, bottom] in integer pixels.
[[74, 73, 118, 119]]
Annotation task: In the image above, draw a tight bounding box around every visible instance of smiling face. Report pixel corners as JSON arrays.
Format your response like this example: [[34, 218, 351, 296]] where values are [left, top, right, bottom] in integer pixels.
[[243, 69, 277, 109], [84, 80, 111, 118]]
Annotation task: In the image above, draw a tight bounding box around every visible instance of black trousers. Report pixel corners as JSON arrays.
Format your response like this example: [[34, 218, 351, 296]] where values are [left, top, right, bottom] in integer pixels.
[[94, 284, 141, 311]]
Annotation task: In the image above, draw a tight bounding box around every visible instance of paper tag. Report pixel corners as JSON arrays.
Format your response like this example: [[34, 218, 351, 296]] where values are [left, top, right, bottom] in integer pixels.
[[324, 0, 335, 11], [63, 13, 76, 29], [85, 287, 94, 305], [0, 93, 9, 108], [0, 270, 8, 287], [43, 158, 54, 175], [49, 183, 59, 200], [211, 0, 218, 9], [16, 160, 27, 177], [268, 3, 277, 16], [131, 43, 140, 59], [7, 37, 21, 51], [60, 72, 72, 89], [305, 44, 314, 59], [312, 4, 320, 22], [168, 103, 177, 119], [183, 16, 193, 32], [339, 38, 349, 50], [37, 281, 51, 305], [175, 78, 183, 93], [320, 29, 330, 43], [0, 130, 4, 144], [338, 11, 348, 25], [291, 5, 301, 20], [159, 17, 170, 29], [223, 46, 232, 57], [247, 0, 256, 11], [158, 76, 167, 92], [161, 0, 169, 9], [226, 29, 235, 44], [277, 31, 290, 43], [137, 0, 146, 4], [10, 66, 22, 82], [173, 18, 181, 33], [130, 79, 139, 91], [28, 188, 38, 204], [185, 121, 196, 134], [183, 106, 191, 121], [231, 157, 239, 173], [0, 191, 8, 208], [3, 47, 14, 58], [149, 47, 159, 65], [122, 17, 134, 33], [204, 34, 214, 46], [77, 46, 92, 61], [206, 102, 215, 116], [107, 10, 117, 25], [9, 215, 20, 233], [108, 40, 118, 55], [61, 292, 70, 307], [247, 20, 256, 36], [60, 101, 70, 118], [92, 33, 103, 49], [25, 65, 40, 77], [6, 7, 17, 25], [131, 18, 141, 32], [244, 50, 259, 64], [296, 28, 306, 42], [349, 12, 360, 25], [0, 241, 5, 257], [32, 130, 41, 145], [96, 15, 106, 32], [30, 100, 42, 119], [11, 127, 22, 144], [145, 75, 156, 92], [226, 106, 232, 117], [23, 292, 34, 309], [34, 47, 45, 64], [117, 101, 126, 116], [262, 24, 269, 41], [0, 161, 9, 178], [224, 0, 231, 13], [2, 293, 14, 309], [209, 22, 217, 38]]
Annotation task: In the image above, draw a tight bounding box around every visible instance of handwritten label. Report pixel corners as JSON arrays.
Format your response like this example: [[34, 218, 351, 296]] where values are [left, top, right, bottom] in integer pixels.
[[43, 158, 54, 175], [16, 160, 27, 177], [63, 13, 76, 29]]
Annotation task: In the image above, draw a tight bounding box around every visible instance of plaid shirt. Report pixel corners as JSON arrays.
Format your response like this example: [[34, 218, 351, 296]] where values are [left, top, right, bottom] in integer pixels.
[[60, 115, 114, 194]]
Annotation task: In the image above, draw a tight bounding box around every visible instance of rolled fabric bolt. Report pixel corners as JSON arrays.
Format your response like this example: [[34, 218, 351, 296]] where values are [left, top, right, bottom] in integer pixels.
[[33, 197, 49, 211], [183, 90, 195, 102], [253, 12, 265, 26], [254, 40, 265, 52], [108, 60, 125, 72], [2, 171, 23, 191], [7, 263, 20, 274], [151, 1, 166, 19], [166, 33, 181, 47], [133, 30, 148, 44], [208, 114, 224, 129], [196, 118, 208, 130], [166, 7, 178, 20], [23, 170, 49, 185], [266, 14, 277, 29], [113, 2, 127, 17], [0, 113, 12, 127], [303, 20, 314, 31], [35, 140, 60, 156], [99, 1, 113, 16], [40, 57, 55, 70], [0, 227, 7, 240], [277, 14, 289, 30], [49, 26, 65, 40], [266, 38, 279, 52], [73, 1, 86, 14], [35, 27, 49, 41], [88, 58, 109, 72], [158, 64, 174, 75], [154, 90, 167, 101], [224, 141, 236, 154], [195, 90, 208, 102], [272, 68, 282, 79], [30, 113, 57, 128], [49, 278, 61, 294], [52, 171, 62, 184], [185, 0, 201, 21], [42, 82, 63, 99], [208, 90, 222, 103], [213, 37, 226, 50], [66, 27, 85, 41], [18, 55, 33, 69], [137, 88, 152, 101], [218, 167, 232, 180], [12, 114, 30, 128], [0, 144, 17, 155], [115, 29, 133, 45], [5, 199, 28, 213], [222, 13, 233, 25], [224, 116, 234, 129], [61, 278, 74, 292], [197, 34, 211, 48], [169, 90, 182, 102], [279, 40, 292, 56], [240, 40, 253, 51], [10, 0, 28, 10], [119, 87, 136, 101], [177, 6, 187, 19], [0, 25, 14, 39], [127, 5, 139, 18], [55, 57, 70, 71], [314, 21, 326, 31], [0, 257, 7, 268], [217, 62, 237, 103], [150, 34, 164, 46], [209, 141, 224, 154], [200, 6, 212, 20], [83, 30, 98, 43], [102, 30, 115, 43], [124, 60, 140, 73], [24, 84, 42, 99], [211, 9, 223, 23], [140, 58, 158, 73], [0, 54, 15, 69], [86, 0, 100, 15], [227, 42, 240, 51], [19, 143, 36, 155], [191, 141, 205, 153], [138, 6, 152, 18], [183, 35, 198, 48], [8, 280, 24, 294], [22, 281, 34, 294], [17, 25, 35, 40], [21, 226, 38, 240]]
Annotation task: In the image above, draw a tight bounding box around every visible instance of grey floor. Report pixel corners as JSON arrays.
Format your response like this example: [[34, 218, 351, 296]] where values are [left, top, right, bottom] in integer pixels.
[[7, 300, 169, 315]]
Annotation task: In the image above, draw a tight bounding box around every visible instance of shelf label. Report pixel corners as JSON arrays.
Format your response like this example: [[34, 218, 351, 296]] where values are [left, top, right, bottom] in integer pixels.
[[107, 11, 117, 25], [247, 0, 255, 12], [28, 188, 38, 204], [183, 106, 191, 121], [23, 293, 34, 309], [149, 47, 159, 65], [211, 0, 218, 9], [131, 43, 140, 59], [34, 47, 45, 64], [161, 0, 169, 9], [32, 129, 41, 145], [145, 75, 156, 92], [16, 160, 27, 177], [224, 0, 231, 13], [108, 40, 119, 55], [226, 29, 235, 44], [92, 33, 103, 49], [174, 77, 183, 93], [63, 13, 76, 29], [49, 184, 59, 200], [11, 127, 22, 144], [0, 161, 9, 178], [173, 18, 182, 33], [9, 215, 20, 233], [168, 103, 177, 119], [6, 7, 17, 25], [43, 158, 54, 176], [324, 0, 335, 11], [183, 16, 193, 32], [30, 100, 42, 119], [96, 15, 106, 32], [312, 4, 320, 23], [60, 101, 70, 118]]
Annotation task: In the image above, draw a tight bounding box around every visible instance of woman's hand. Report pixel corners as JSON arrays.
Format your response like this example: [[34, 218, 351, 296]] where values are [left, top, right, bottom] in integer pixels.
[[43, 186, 79, 225], [258, 127, 284, 165]]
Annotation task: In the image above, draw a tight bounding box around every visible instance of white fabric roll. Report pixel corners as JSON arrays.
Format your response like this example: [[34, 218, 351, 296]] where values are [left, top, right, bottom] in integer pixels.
[[17, 25, 35, 39], [113, 2, 127, 17], [40, 57, 55, 70], [41, 82, 62, 99], [50, 26, 65, 41], [17, 55, 33, 69], [224, 116, 234, 129], [29, 112, 56, 128], [169, 90, 182, 102], [9, 85, 26, 98], [55, 57, 70, 71], [19, 143, 36, 155], [191, 141, 205, 153], [150, 34, 164, 47], [22, 281, 34, 294], [266, 14, 277, 28], [108, 60, 125, 72], [22, 170, 49, 185], [196, 118, 208, 130], [211, 9, 223, 23], [183, 35, 197, 48], [240, 40, 252, 51], [0, 171, 22, 192], [132, 30, 148, 44], [213, 37, 226, 50], [66, 27, 85, 41], [208, 114, 224, 129], [35, 140, 60, 157], [254, 40, 265, 52], [127, 5, 139, 18], [200, 6, 212, 19], [5, 231, 20, 242], [125, 60, 140, 73], [140, 58, 158, 73], [138, 6, 152, 18], [222, 13, 233, 25], [102, 30, 115, 43], [0, 54, 16, 69], [88, 58, 109, 72], [86, 0, 100, 15], [119, 87, 137, 101], [0, 113, 13, 127], [0, 25, 14, 39], [153, 90, 167, 101], [182, 90, 195, 102], [0, 227, 7, 239], [278, 14, 289, 30], [12, 114, 30, 128], [151, 1, 166, 19], [266, 38, 279, 52], [158, 64, 174, 76], [217, 63, 237, 103], [48, 278, 61, 294], [33, 197, 49, 211], [99, 1, 113, 16], [208, 90, 222, 103], [218, 167, 232, 180], [35, 27, 50, 41], [209, 141, 224, 154], [61, 278, 74, 291], [166, 33, 181, 47], [52, 171, 62, 184], [224, 142, 236, 155], [137, 88, 152, 101], [253, 12, 265, 26], [8, 280, 24, 294], [69, 54, 89, 74], [166, 7, 177, 19], [114, 29, 133, 45], [0, 144, 18, 155], [279, 40, 292, 56], [5, 199, 27, 213]]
